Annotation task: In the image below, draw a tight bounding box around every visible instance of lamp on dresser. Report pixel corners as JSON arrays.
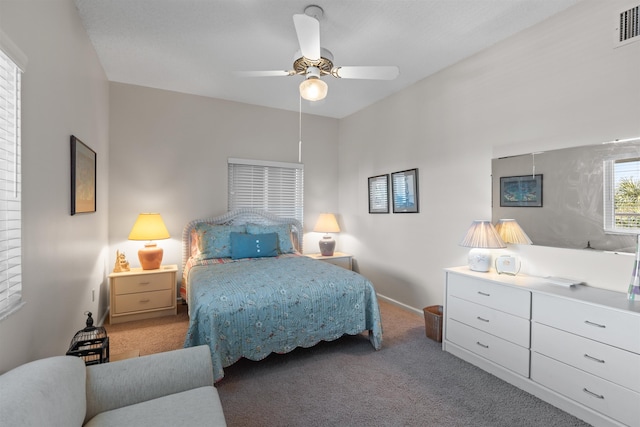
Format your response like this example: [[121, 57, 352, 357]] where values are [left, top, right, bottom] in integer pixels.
[[494, 219, 532, 275], [313, 213, 340, 256], [128, 213, 170, 270], [459, 220, 506, 272]]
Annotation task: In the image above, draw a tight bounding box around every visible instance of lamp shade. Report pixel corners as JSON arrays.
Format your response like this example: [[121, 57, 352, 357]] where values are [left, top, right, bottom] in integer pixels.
[[128, 213, 170, 270], [459, 220, 506, 249], [128, 213, 170, 241], [459, 220, 506, 272], [494, 219, 532, 245], [313, 213, 341, 233], [313, 213, 340, 256], [299, 77, 328, 101]]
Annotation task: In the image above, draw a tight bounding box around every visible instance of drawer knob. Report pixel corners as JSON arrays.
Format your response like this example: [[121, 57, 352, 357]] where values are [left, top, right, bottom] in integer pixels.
[[584, 320, 606, 329], [476, 316, 490, 323], [476, 341, 489, 349], [584, 354, 605, 364], [477, 291, 491, 297], [582, 388, 605, 400]]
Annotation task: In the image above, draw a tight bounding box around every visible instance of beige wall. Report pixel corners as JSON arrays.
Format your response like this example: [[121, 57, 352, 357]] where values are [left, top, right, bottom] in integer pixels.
[[0, 0, 109, 373], [108, 83, 340, 275], [338, 0, 640, 312]]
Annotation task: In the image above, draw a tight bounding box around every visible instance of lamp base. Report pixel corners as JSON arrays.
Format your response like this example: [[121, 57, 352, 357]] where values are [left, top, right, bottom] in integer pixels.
[[319, 236, 335, 256], [138, 243, 163, 270], [468, 248, 491, 272]]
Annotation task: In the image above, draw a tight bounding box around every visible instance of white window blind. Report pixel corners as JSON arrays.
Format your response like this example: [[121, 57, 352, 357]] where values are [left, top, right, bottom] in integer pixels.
[[228, 158, 304, 225], [0, 44, 23, 321]]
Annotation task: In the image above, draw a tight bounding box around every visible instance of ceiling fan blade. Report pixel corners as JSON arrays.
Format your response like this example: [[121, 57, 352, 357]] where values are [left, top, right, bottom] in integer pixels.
[[293, 14, 320, 61], [235, 70, 295, 77], [332, 66, 399, 80]]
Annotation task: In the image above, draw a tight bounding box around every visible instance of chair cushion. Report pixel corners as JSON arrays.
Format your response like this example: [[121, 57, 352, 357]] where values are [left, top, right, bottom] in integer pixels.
[[0, 356, 87, 427], [84, 386, 226, 427]]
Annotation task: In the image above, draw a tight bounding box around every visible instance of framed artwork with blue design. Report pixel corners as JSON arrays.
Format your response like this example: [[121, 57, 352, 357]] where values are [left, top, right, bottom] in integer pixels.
[[500, 174, 543, 207], [391, 168, 419, 213]]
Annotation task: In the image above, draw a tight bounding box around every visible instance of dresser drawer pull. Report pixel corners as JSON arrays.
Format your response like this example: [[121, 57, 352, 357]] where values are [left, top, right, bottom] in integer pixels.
[[584, 354, 605, 364], [582, 388, 605, 400], [477, 291, 490, 297], [138, 281, 151, 285], [139, 299, 151, 303], [584, 320, 606, 328], [476, 316, 490, 323], [476, 341, 489, 349]]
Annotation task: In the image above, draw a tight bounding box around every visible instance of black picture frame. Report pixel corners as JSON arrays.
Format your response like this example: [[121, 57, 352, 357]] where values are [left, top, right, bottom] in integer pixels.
[[368, 174, 389, 214], [71, 135, 96, 215], [500, 174, 543, 207], [391, 168, 419, 213]]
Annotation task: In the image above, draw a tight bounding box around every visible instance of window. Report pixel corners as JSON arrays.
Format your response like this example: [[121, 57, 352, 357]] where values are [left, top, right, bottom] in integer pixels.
[[228, 158, 304, 226], [604, 157, 640, 234], [0, 34, 24, 321]]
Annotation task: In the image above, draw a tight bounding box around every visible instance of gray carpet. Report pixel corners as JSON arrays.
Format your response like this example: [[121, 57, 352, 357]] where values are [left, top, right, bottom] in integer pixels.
[[215, 301, 592, 427]]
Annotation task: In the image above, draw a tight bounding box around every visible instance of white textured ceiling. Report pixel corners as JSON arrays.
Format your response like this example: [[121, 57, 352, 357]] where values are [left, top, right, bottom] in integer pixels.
[[74, 0, 580, 119]]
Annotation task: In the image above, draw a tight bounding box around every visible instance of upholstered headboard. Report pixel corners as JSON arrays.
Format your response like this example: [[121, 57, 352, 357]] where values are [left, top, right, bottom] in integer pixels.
[[181, 208, 303, 268]]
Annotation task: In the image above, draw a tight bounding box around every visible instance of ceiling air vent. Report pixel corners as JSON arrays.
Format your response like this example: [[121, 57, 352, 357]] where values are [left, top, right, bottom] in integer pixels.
[[615, 5, 639, 47]]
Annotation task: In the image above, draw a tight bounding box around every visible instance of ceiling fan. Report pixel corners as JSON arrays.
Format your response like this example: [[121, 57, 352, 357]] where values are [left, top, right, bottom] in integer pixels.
[[238, 5, 400, 101]]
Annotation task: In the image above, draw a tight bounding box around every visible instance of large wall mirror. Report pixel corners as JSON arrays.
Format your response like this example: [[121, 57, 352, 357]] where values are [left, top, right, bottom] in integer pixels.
[[492, 139, 640, 253]]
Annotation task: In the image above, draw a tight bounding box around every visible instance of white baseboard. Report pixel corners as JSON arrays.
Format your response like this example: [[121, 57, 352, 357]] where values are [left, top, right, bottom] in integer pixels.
[[376, 293, 422, 316]]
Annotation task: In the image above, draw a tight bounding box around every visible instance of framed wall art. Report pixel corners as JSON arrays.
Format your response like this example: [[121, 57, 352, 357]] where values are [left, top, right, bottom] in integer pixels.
[[391, 168, 419, 213], [368, 174, 389, 213], [500, 174, 543, 207], [70, 135, 96, 215]]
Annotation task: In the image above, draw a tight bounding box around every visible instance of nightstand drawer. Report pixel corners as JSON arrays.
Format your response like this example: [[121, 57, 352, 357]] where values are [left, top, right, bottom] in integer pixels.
[[113, 273, 172, 295], [114, 289, 173, 314], [448, 273, 531, 318], [447, 296, 530, 348]]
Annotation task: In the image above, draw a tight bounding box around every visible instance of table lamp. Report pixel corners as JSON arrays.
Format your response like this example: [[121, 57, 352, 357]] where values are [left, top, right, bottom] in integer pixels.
[[128, 213, 170, 270], [493, 219, 532, 275], [494, 219, 532, 245], [313, 213, 340, 256], [459, 220, 506, 272]]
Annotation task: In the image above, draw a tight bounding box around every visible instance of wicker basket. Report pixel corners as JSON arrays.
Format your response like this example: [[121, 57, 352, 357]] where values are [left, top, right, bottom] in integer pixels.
[[423, 305, 443, 342]]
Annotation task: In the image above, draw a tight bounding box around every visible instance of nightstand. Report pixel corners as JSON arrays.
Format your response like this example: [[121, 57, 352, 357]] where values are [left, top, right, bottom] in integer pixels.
[[108, 264, 177, 324], [305, 252, 353, 270]]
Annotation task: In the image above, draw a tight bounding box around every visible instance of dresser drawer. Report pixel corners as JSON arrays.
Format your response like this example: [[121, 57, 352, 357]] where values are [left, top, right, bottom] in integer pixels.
[[532, 322, 640, 393], [532, 352, 640, 427], [447, 296, 530, 347], [113, 272, 173, 295], [114, 289, 173, 314], [447, 273, 530, 318], [532, 293, 640, 354], [446, 319, 530, 377]]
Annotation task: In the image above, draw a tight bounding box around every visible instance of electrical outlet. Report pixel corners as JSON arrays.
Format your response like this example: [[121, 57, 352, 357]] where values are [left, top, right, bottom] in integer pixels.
[[92, 289, 95, 302]]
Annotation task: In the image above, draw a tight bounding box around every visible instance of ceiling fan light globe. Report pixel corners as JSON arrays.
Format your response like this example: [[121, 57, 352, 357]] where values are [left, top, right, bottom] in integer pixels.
[[299, 77, 328, 101]]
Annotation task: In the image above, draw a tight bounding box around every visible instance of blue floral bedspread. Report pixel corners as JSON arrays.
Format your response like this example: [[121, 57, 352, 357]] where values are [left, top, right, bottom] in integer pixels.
[[183, 256, 383, 381]]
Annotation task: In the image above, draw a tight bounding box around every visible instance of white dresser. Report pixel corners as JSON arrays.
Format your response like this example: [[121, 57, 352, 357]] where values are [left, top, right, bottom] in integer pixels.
[[443, 267, 640, 427]]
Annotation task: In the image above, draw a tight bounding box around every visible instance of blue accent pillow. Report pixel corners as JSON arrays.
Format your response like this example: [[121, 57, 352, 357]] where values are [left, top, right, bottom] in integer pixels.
[[194, 224, 246, 260], [230, 232, 279, 259], [246, 223, 296, 254]]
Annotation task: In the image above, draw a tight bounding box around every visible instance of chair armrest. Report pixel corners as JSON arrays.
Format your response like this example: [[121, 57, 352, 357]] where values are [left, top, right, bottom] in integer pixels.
[[85, 345, 213, 423]]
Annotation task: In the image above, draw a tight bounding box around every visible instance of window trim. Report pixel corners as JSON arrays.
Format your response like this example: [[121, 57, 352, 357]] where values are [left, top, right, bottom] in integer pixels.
[[0, 31, 25, 321], [603, 156, 640, 235]]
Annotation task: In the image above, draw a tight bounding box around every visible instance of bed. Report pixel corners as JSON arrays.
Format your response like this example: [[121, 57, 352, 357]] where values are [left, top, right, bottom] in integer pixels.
[[181, 209, 383, 382]]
